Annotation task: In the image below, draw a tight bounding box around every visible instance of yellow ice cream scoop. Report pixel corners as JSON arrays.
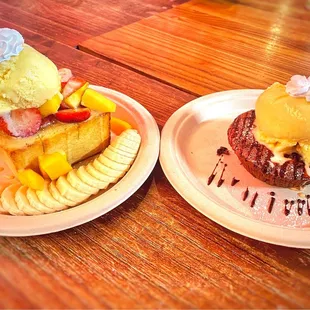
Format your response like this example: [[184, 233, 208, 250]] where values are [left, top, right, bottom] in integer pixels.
[[255, 80, 310, 166], [0, 43, 60, 113], [256, 82, 310, 142]]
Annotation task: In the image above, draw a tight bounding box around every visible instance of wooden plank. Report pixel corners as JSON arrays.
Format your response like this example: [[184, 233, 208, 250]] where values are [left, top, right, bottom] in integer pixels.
[[0, 20, 194, 128], [79, 0, 310, 95], [0, 0, 188, 46]]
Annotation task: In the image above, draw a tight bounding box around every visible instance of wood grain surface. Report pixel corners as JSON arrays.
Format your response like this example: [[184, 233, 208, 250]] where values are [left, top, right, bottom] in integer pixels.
[[1, 1, 310, 309], [80, 0, 310, 96], [0, 0, 187, 46]]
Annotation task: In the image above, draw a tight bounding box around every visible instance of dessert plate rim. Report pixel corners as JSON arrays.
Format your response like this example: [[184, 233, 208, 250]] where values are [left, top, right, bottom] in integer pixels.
[[160, 89, 310, 249], [0, 85, 160, 237]]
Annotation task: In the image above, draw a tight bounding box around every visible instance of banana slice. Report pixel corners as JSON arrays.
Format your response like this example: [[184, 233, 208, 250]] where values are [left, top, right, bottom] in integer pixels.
[[1, 184, 25, 216], [93, 158, 125, 179], [67, 170, 99, 195], [27, 188, 56, 214], [86, 163, 117, 183], [49, 181, 77, 207], [56, 176, 90, 203], [98, 154, 131, 172], [112, 136, 139, 151], [76, 166, 109, 190], [111, 137, 139, 154], [123, 130, 141, 143], [0, 204, 8, 214], [108, 145, 136, 159], [36, 182, 67, 211], [15, 186, 41, 216], [104, 147, 135, 165]]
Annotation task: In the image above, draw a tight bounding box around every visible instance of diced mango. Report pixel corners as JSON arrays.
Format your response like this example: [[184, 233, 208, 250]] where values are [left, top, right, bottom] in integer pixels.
[[18, 169, 45, 191], [81, 89, 116, 112], [39, 92, 63, 117], [64, 82, 89, 109], [111, 117, 132, 135], [38, 152, 72, 180]]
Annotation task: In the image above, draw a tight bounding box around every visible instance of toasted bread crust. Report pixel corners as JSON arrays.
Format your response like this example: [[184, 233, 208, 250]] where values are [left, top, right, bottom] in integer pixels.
[[0, 112, 110, 172]]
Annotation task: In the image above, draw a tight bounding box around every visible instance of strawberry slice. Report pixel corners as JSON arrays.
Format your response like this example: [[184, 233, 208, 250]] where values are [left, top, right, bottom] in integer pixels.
[[0, 108, 42, 138], [62, 77, 87, 98], [58, 68, 73, 89], [55, 108, 91, 123]]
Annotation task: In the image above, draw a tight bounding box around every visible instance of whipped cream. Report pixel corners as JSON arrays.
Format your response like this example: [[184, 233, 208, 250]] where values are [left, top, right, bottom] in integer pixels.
[[0, 28, 24, 63]]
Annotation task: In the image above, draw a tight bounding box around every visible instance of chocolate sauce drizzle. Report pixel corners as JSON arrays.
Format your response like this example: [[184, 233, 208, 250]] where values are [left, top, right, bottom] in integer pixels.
[[307, 195, 310, 216], [207, 156, 222, 185], [217, 146, 230, 156], [242, 187, 249, 201], [231, 177, 240, 186], [284, 200, 295, 216], [250, 192, 258, 208], [297, 199, 306, 216], [267, 196, 276, 214], [217, 164, 227, 187]]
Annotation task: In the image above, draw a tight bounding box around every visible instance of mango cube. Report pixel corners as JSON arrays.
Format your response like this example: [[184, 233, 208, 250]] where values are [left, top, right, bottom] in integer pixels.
[[81, 89, 116, 112], [18, 169, 45, 191], [38, 152, 72, 180], [111, 117, 132, 135], [39, 92, 63, 117], [64, 82, 89, 108]]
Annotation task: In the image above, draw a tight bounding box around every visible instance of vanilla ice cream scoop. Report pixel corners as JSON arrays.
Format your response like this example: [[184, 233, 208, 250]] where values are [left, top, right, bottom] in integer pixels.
[[0, 29, 60, 113]]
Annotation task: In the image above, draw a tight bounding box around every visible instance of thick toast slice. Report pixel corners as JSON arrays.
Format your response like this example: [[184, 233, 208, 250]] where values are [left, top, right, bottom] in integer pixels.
[[0, 112, 110, 172]]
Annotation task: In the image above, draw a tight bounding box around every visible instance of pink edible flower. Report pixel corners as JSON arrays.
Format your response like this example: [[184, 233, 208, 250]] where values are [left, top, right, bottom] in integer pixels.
[[286, 75, 310, 100]]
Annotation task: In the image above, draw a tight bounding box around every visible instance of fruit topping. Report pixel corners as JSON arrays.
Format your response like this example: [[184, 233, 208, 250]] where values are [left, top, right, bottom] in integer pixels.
[[62, 77, 87, 99], [17, 169, 45, 191], [39, 92, 63, 117], [64, 82, 89, 108], [38, 152, 73, 181], [41, 114, 57, 128], [55, 108, 91, 123], [111, 117, 132, 135], [58, 68, 73, 89], [0, 108, 42, 137], [81, 89, 116, 112]]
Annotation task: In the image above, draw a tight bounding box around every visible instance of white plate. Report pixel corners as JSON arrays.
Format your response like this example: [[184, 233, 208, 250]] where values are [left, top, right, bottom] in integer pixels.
[[0, 86, 160, 236], [160, 89, 310, 248]]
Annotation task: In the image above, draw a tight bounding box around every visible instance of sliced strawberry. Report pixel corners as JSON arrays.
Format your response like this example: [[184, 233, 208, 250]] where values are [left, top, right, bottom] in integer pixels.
[[41, 114, 57, 128], [59, 102, 70, 110], [0, 108, 42, 138], [58, 68, 73, 89], [62, 77, 87, 98], [55, 108, 91, 123]]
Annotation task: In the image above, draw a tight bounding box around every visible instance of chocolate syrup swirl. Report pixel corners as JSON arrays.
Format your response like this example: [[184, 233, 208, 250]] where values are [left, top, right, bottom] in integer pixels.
[[285, 200, 295, 216], [307, 195, 310, 216], [207, 156, 222, 185], [242, 187, 249, 201], [250, 192, 258, 208], [217, 164, 227, 187], [284, 199, 290, 216], [231, 177, 240, 186], [217, 146, 229, 156], [297, 199, 305, 216], [267, 192, 276, 214]]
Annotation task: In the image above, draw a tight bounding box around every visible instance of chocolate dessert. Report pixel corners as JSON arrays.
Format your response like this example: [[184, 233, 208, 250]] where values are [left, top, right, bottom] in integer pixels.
[[228, 109, 310, 188]]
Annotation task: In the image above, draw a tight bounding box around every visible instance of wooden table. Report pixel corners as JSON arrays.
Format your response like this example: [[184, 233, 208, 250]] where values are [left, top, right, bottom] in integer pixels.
[[1, 1, 310, 308]]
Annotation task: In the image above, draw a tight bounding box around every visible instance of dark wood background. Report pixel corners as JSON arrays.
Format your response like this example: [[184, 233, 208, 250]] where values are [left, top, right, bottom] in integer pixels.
[[1, 0, 310, 308]]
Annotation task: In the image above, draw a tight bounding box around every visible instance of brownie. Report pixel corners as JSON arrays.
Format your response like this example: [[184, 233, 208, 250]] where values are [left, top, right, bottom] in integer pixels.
[[227, 110, 310, 188]]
